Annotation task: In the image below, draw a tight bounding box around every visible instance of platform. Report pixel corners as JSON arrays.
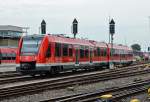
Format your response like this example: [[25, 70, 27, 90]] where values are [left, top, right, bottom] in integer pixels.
[[0, 64, 16, 72]]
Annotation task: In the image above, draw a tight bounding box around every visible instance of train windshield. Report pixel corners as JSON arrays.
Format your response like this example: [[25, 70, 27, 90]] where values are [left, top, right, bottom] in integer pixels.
[[21, 36, 43, 55]]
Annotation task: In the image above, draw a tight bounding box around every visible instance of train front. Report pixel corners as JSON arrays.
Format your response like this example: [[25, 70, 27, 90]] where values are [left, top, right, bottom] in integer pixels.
[[16, 35, 45, 76]]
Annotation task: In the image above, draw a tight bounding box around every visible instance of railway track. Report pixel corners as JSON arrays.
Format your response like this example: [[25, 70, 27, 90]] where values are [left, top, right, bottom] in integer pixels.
[[0, 61, 146, 79], [0, 63, 150, 100], [0, 71, 21, 78], [43, 79, 149, 102], [0, 63, 147, 85], [0, 61, 148, 84]]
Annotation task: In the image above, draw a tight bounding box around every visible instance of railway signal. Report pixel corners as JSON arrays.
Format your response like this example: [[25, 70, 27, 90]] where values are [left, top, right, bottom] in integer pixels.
[[109, 19, 115, 35], [41, 20, 46, 34], [109, 18, 115, 69], [72, 18, 78, 38]]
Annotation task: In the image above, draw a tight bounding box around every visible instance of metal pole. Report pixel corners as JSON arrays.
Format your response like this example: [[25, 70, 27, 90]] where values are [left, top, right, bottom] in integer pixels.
[[111, 35, 113, 60], [109, 16, 111, 43]]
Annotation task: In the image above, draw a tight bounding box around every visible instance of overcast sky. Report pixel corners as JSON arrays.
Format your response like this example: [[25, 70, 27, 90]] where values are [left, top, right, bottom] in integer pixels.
[[0, 0, 150, 51]]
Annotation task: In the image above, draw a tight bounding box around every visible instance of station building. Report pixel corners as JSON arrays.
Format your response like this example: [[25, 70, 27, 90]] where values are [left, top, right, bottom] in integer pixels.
[[0, 25, 24, 64], [0, 25, 23, 47]]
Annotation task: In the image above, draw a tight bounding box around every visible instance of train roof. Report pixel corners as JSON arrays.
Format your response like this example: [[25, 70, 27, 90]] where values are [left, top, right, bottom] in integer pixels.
[[46, 34, 94, 46], [108, 43, 132, 51], [22, 34, 131, 50], [45, 34, 109, 47], [89, 40, 108, 48]]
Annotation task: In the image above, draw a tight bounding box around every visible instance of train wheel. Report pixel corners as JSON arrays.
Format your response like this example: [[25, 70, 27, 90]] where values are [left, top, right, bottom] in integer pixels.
[[30, 74, 36, 77], [50, 68, 56, 75], [72, 69, 77, 72]]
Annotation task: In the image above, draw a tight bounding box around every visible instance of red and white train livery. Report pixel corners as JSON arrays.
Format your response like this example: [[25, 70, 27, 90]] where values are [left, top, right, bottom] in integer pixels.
[[0, 47, 17, 64], [16, 34, 133, 75]]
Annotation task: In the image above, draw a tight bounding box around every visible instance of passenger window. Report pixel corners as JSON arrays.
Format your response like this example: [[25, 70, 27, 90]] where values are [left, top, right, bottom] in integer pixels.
[[63, 44, 68, 56], [85, 46, 89, 58], [101, 49, 104, 56], [46, 44, 51, 58], [55, 43, 61, 57], [69, 45, 73, 57], [104, 48, 107, 56], [94, 48, 97, 57], [80, 46, 84, 58], [97, 47, 100, 56], [12, 53, 16, 60]]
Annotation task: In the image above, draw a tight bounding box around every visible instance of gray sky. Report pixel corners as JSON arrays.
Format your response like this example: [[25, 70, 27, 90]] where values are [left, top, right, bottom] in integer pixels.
[[0, 0, 150, 51]]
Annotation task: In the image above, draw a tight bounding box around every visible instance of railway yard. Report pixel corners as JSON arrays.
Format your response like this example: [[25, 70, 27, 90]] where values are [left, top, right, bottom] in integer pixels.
[[0, 62, 149, 102]]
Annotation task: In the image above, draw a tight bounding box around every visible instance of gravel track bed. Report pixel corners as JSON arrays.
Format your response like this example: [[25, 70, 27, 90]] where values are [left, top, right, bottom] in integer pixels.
[[118, 92, 149, 102], [0, 69, 111, 88], [1, 70, 150, 102]]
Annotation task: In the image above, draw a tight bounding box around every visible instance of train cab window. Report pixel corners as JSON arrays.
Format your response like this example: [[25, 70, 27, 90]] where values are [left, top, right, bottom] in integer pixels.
[[21, 36, 43, 55], [97, 47, 100, 56], [80, 46, 84, 58], [85, 46, 89, 58], [63, 44, 68, 56], [55, 43, 61, 57], [46, 44, 51, 58]]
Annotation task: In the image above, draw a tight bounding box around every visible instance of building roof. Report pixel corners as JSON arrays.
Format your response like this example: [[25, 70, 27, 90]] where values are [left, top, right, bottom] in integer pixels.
[[0, 25, 23, 32]]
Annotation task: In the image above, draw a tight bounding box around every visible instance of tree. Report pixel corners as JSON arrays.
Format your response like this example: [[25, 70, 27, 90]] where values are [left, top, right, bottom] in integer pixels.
[[131, 44, 141, 51]]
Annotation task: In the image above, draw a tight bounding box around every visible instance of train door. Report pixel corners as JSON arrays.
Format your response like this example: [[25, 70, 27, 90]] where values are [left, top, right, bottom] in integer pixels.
[[90, 48, 93, 63], [0, 49, 1, 64], [75, 49, 79, 64]]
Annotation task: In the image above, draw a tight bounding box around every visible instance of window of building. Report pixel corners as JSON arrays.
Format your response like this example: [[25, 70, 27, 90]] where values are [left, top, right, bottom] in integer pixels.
[[12, 53, 16, 60], [55, 43, 61, 57], [1, 53, 7, 60], [7, 53, 12, 60], [80, 46, 84, 58], [46, 44, 51, 58], [63, 44, 68, 56]]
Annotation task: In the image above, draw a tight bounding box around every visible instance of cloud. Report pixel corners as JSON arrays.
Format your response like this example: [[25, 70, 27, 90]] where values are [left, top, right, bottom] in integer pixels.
[[0, 0, 149, 50]]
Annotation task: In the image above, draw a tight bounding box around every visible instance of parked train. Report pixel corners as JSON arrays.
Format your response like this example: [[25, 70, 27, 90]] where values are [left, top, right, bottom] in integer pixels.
[[0, 47, 17, 64], [16, 34, 133, 76]]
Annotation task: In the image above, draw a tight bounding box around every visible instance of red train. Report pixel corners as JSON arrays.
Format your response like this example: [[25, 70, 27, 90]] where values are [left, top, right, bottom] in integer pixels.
[[16, 34, 133, 76], [0, 47, 17, 64]]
